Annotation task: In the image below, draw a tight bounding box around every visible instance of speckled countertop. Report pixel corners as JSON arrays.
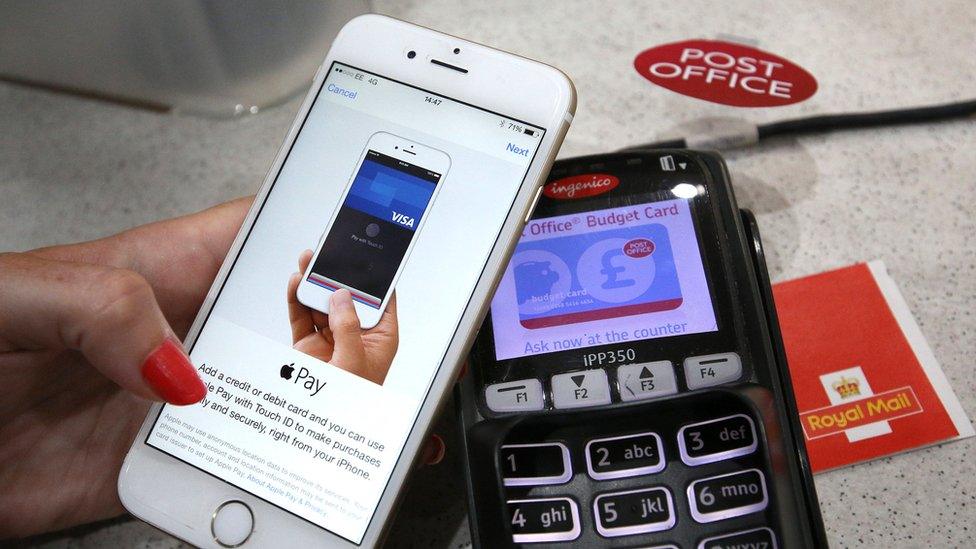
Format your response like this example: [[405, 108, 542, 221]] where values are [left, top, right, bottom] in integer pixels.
[[3, 1, 974, 547]]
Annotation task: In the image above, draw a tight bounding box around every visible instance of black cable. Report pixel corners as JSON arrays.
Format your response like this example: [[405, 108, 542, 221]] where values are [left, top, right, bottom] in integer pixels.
[[622, 98, 976, 151], [758, 98, 976, 138]]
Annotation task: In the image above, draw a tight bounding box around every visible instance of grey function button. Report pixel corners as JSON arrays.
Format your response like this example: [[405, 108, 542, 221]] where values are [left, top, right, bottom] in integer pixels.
[[486, 379, 545, 413], [617, 361, 678, 401], [684, 352, 743, 390], [551, 369, 612, 409]]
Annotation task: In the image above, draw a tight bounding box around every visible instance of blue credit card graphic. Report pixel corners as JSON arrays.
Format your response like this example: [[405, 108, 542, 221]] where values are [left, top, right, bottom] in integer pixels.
[[342, 157, 436, 231], [512, 224, 683, 328]]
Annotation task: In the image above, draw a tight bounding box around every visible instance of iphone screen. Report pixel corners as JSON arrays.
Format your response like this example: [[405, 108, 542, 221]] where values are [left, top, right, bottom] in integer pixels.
[[308, 149, 442, 307], [145, 62, 545, 543]]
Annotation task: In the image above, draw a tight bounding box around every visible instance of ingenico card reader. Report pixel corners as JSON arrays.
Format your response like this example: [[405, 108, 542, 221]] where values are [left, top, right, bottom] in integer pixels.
[[457, 151, 827, 548]]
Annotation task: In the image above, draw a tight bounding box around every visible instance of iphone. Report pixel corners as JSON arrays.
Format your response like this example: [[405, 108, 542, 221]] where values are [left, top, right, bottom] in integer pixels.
[[297, 132, 450, 328], [118, 14, 574, 549]]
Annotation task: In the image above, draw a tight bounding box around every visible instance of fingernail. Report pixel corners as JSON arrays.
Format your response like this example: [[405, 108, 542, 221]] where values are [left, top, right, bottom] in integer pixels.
[[142, 338, 207, 405], [332, 289, 354, 310]]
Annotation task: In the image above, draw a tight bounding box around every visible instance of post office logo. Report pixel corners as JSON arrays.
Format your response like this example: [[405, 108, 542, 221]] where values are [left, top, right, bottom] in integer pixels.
[[634, 39, 818, 107]]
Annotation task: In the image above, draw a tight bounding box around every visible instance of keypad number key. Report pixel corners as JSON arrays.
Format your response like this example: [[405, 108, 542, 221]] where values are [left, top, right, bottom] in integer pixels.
[[501, 443, 572, 486], [688, 469, 768, 523], [698, 527, 778, 549], [679, 414, 758, 466], [585, 432, 665, 480], [508, 497, 581, 543], [594, 487, 675, 537]]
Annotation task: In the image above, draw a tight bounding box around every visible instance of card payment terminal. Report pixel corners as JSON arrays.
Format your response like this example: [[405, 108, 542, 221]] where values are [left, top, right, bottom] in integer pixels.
[[456, 151, 826, 548]]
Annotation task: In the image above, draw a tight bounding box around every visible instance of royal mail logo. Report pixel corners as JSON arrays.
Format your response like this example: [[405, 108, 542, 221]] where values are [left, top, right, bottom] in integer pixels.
[[801, 387, 922, 440], [802, 365, 924, 442], [543, 173, 619, 200]]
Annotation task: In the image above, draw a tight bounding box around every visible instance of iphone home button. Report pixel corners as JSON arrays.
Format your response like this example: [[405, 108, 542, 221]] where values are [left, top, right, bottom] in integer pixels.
[[211, 500, 254, 547]]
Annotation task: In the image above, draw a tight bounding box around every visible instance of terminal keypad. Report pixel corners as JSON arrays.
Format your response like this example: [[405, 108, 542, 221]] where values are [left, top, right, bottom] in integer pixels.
[[499, 394, 776, 546]]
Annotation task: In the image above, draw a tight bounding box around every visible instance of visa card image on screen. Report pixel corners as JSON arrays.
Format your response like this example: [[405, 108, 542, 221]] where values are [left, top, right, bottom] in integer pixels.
[[308, 149, 440, 307], [491, 199, 718, 360]]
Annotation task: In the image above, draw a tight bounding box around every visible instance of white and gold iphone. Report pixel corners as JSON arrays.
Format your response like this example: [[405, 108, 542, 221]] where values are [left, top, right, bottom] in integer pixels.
[[118, 14, 574, 549]]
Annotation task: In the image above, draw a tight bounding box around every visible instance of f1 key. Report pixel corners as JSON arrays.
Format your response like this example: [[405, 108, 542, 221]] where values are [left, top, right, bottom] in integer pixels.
[[688, 468, 768, 523], [508, 497, 581, 543], [678, 414, 757, 466], [585, 431, 665, 480]]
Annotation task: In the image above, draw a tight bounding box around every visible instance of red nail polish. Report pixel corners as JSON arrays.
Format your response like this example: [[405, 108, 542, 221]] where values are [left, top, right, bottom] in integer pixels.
[[142, 338, 207, 405]]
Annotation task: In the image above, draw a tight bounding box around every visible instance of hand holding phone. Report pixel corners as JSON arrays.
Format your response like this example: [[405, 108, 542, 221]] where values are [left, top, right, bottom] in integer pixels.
[[0, 198, 250, 539]]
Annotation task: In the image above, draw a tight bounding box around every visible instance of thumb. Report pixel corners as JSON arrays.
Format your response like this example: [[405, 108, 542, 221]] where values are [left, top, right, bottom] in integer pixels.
[[326, 289, 368, 377], [0, 253, 206, 405]]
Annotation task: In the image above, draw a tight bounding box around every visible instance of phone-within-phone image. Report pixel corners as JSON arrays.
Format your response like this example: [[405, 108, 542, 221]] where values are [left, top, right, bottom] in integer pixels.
[[298, 132, 450, 328], [118, 14, 574, 549], [458, 151, 826, 548]]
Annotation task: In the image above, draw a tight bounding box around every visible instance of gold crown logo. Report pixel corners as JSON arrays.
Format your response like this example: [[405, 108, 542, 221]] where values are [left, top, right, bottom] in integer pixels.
[[832, 376, 861, 399]]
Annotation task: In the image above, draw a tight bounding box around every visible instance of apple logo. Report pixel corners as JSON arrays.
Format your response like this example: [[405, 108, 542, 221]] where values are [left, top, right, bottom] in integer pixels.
[[280, 363, 295, 380]]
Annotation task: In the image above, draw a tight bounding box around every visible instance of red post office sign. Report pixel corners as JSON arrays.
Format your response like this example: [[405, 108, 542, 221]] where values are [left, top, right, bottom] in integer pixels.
[[634, 39, 817, 107]]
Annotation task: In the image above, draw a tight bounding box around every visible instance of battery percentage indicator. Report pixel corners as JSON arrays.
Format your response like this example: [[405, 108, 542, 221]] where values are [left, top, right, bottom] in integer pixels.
[[504, 121, 538, 137]]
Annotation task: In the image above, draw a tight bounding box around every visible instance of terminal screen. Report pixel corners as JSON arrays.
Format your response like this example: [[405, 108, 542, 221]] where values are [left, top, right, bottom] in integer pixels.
[[490, 198, 718, 360]]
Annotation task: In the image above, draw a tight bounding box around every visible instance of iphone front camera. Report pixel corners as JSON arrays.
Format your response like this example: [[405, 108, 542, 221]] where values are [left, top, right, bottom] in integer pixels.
[[453, 47, 461, 54], [407, 50, 416, 59]]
